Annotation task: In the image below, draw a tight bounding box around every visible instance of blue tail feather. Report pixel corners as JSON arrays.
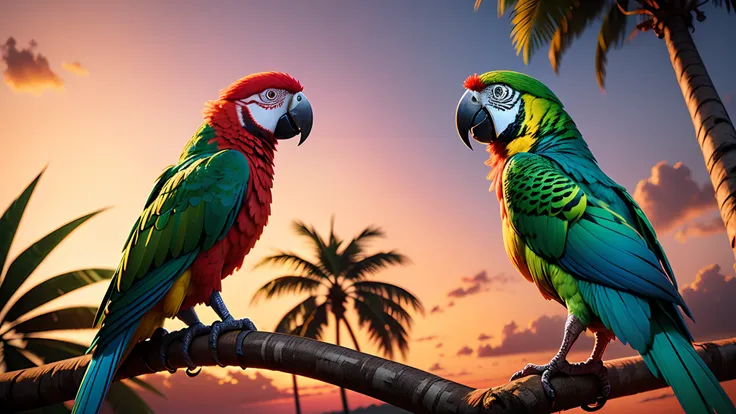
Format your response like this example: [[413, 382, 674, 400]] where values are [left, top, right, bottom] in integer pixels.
[[643, 308, 735, 414], [71, 323, 138, 414]]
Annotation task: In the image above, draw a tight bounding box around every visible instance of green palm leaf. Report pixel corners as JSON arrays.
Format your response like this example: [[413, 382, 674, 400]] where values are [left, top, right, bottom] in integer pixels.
[[23, 337, 87, 363], [10, 306, 97, 334], [4, 269, 113, 323], [0, 209, 106, 310], [351, 281, 424, 314], [0, 168, 44, 280], [1, 342, 37, 371], [549, 0, 607, 73], [509, 0, 579, 64], [251, 276, 323, 304], [596, 0, 629, 90], [106, 381, 155, 414]]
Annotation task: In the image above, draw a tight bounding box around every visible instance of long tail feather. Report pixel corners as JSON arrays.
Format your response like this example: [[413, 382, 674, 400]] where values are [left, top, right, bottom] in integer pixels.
[[71, 323, 138, 414], [642, 309, 735, 414]]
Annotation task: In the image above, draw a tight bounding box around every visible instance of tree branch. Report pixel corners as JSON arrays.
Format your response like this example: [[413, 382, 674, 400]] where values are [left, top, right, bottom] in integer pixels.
[[0, 333, 734, 413]]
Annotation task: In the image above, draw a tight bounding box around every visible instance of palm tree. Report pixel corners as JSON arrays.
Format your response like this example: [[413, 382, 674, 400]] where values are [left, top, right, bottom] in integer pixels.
[[0, 168, 163, 413], [252, 218, 425, 414], [473, 0, 736, 263]]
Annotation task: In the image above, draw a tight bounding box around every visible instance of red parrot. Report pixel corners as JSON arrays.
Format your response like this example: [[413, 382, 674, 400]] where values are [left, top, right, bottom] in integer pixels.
[[72, 72, 313, 414]]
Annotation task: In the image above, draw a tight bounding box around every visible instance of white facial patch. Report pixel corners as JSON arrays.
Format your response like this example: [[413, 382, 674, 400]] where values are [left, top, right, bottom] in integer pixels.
[[481, 84, 521, 136], [238, 91, 293, 133]]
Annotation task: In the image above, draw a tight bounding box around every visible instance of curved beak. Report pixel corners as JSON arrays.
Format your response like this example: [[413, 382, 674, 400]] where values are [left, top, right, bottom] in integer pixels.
[[455, 90, 496, 150], [274, 92, 313, 145]]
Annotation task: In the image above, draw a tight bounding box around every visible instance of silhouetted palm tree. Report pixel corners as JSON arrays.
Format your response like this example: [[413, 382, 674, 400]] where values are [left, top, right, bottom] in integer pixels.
[[0, 168, 163, 413], [473, 0, 736, 262], [252, 218, 424, 414]]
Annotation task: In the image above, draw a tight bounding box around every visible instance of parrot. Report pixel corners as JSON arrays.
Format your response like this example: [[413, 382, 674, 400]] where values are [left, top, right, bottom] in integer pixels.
[[71, 71, 313, 414], [454, 70, 735, 414]]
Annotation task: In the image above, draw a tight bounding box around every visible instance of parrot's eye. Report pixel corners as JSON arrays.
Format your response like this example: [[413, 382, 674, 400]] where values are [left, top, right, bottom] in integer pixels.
[[492, 86, 507, 99], [265, 90, 277, 100]]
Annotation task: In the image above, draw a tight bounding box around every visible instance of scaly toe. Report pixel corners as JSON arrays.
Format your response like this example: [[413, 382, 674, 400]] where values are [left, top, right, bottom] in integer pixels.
[[510, 363, 548, 381], [158, 328, 186, 373], [181, 322, 210, 369]]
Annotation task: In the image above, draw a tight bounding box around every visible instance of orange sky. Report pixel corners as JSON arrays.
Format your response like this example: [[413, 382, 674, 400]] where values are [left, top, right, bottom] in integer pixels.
[[2, 1, 736, 413]]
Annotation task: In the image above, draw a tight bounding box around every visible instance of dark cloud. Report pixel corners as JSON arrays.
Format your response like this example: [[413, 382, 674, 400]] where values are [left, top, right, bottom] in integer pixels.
[[62, 61, 89, 76], [447, 301, 455, 308], [456, 346, 473, 356], [681, 264, 736, 340], [477, 333, 492, 341], [640, 392, 675, 403], [435, 342, 443, 349], [429, 362, 443, 371], [632, 161, 718, 234], [674, 216, 725, 242], [1, 37, 63, 94], [430, 305, 443, 314], [141, 369, 289, 413], [415, 335, 438, 342], [476, 315, 632, 358], [447, 271, 511, 299]]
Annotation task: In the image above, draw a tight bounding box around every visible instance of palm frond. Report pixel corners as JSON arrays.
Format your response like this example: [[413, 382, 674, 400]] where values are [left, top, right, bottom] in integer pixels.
[[292, 221, 340, 276], [1, 342, 37, 372], [711, 0, 736, 13], [344, 251, 410, 281], [498, 0, 518, 17], [106, 381, 155, 414], [254, 252, 328, 280], [339, 225, 385, 259], [127, 377, 166, 399], [0, 168, 44, 282], [3, 269, 114, 323], [251, 276, 323, 304], [273, 296, 321, 337], [351, 290, 414, 326], [352, 281, 424, 315], [508, 0, 579, 64], [22, 337, 87, 363], [0, 209, 106, 311], [548, 0, 608, 73], [293, 301, 329, 339], [8, 307, 98, 334], [596, 1, 629, 90], [353, 295, 409, 360]]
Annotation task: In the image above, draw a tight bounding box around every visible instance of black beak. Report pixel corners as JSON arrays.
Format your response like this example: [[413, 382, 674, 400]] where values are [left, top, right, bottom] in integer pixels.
[[455, 90, 496, 150], [274, 92, 313, 145]]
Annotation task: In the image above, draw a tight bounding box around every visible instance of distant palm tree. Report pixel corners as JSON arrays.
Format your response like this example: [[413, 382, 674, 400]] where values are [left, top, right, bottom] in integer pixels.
[[0, 168, 163, 413], [252, 218, 424, 414], [473, 0, 736, 262]]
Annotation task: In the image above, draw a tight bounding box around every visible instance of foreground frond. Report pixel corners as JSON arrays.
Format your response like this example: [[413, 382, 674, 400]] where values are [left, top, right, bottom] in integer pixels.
[[549, 0, 607, 73], [509, 0, 579, 64], [596, 0, 629, 90]]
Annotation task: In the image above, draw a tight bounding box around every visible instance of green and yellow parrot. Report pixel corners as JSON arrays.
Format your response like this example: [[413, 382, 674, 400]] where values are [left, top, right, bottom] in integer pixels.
[[71, 72, 313, 414], [454, 70, 735, 414]]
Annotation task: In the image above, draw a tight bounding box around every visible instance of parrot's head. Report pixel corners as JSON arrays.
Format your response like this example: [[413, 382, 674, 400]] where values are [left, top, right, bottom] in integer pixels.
[[454, 70, 566, 157], [218, 71, 313, 145]]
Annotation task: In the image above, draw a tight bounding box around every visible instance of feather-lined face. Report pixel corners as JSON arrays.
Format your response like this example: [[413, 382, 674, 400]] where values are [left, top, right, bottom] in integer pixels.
[[220, 72, 313, 145]]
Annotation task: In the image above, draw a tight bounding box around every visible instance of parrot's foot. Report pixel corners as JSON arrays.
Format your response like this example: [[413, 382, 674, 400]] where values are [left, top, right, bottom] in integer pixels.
[[209, 316, 257, 367], [158, 322, 211, 374], [510, 358, 610, 402]]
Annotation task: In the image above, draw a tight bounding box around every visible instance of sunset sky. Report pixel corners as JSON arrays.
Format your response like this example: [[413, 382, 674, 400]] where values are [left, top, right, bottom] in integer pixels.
[[2, 1, 736, 413]]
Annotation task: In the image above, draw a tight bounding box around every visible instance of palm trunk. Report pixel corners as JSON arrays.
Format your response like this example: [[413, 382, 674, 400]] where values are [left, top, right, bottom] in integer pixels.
[[1, 332, 735, 413], [292, 374, 302, 414], [663, 14, 736, 266], [335, 316, 350, 414]]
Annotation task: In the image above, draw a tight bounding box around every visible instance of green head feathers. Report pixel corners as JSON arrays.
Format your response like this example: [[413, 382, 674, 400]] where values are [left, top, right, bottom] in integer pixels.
[[456, 70, 572, 155]]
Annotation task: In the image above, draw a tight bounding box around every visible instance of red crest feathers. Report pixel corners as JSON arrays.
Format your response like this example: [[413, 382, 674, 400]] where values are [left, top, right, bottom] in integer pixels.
[[219, 71, 303, 100], [463, 73, 486, 92]]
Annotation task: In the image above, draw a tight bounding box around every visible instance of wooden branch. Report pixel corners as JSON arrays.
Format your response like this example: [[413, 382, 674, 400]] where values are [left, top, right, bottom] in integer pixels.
[[0, 332, 734, 413]]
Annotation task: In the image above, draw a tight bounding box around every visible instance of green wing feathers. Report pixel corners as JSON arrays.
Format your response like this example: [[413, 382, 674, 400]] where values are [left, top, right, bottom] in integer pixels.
[[503, 152, 587, 259], [94, 149, 250, 327]]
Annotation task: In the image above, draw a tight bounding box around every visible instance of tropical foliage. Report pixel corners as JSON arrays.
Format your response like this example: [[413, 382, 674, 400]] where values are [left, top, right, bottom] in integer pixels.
[[0, 168, 163, 413], [253, 218, 424, 414]]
